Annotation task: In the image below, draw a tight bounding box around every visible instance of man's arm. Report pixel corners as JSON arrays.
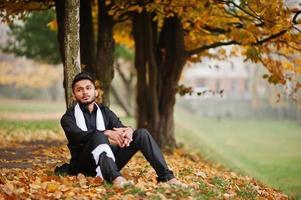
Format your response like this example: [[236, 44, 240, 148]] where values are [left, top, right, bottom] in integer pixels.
[[103, 107, 134, 147], [104, 107, 126, 129], [61, 110, 103, 145]]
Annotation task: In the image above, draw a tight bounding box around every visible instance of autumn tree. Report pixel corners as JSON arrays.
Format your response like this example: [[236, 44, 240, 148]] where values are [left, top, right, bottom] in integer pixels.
[[1, 0, 300, 147], [108, 0, 301, 147], [0, 0, 116, 106]]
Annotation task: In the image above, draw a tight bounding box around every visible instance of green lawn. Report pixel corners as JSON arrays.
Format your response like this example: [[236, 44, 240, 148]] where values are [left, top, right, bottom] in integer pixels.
[[0, 100, 66, 113], [0, 120, 61, 132], [175, 106, 301, 199], [0, 100, 134, 134]]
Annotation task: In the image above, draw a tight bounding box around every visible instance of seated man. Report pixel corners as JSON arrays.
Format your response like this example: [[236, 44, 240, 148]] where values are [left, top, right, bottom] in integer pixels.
[[60, 72, 184, 188]]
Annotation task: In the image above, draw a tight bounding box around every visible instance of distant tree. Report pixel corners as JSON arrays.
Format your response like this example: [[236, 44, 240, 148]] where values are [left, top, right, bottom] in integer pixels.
[[1, 9, 61, 64], [113, 44, 136, 117]]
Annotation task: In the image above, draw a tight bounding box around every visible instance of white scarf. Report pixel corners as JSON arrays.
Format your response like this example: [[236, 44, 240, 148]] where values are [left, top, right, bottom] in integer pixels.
[[74, 102, 115, 179], [74, 103, 105, 131]]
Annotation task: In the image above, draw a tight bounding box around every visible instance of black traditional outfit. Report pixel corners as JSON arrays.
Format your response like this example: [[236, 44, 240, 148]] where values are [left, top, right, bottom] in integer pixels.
[[60, 103, 174, 182]]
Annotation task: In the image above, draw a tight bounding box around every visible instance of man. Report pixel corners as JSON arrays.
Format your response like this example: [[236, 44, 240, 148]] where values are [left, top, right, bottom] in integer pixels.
[[60, 72, 184, 188]]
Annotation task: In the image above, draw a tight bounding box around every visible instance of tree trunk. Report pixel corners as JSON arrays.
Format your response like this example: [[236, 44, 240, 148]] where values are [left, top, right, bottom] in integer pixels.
[[115, 60, 135, 111], [56, 0, 114, 107], [80, 0, 95, 74], [111, 85, 133, 117], [54, 0, 67, 104], [157, 17, 186, 147], [133, 13, 185, 147], [63, 0, 81, 108], [133, 11, 159, 137], [133, 12, 148, 129], [95, 0, 115, 106]]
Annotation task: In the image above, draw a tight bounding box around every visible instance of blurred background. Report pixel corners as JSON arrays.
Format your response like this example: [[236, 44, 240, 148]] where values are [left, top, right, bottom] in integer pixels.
[[0, 2, 301, 199]]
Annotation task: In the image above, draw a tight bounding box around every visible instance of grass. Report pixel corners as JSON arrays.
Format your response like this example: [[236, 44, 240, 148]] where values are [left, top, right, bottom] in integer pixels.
[[0, 99, 65, 113], [237, 184, 257, 200], [0, 120, 61, 132], [175, 106, 301, 199]]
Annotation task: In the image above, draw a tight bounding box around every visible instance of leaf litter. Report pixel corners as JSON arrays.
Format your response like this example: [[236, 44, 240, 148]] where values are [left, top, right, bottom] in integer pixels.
[[0, 129, 289, 199]]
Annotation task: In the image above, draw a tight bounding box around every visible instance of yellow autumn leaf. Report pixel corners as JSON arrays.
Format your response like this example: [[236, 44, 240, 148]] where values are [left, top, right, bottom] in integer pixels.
[[46, 182, 60, 193], [282, 61, 294, 70], [295, 66, 301, 73], [47, 19, 57, 31]]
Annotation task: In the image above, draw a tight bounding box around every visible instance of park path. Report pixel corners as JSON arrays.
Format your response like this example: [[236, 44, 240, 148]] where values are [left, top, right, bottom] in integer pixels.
[[0, 140, 67, 169]]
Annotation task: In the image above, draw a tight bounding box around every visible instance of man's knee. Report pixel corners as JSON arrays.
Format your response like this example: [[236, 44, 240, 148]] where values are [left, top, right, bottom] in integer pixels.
[[135, 128, 151, 141]]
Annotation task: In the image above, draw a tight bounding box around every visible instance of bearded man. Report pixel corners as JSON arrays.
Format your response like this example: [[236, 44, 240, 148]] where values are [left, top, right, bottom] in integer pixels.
[[60, 72, 185, 188]]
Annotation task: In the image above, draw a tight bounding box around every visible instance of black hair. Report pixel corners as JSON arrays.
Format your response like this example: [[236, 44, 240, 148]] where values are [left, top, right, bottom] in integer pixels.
[[72, 72, 95, 88]]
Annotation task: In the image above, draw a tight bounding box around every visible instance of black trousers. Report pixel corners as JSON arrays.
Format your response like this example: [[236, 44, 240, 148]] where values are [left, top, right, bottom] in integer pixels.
[[71, 128, 174, 183]]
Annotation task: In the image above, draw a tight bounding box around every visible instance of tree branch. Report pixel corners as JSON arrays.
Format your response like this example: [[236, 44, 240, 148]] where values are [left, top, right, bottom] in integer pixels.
[[253, 29, 287, 45], [278, 40, 301, 51], [201, 24, 230, 34], [0, 1, 55, 14], [292, 26, 301, 33], [185, 40, 239, 57], [115, 61, 132, 86], [111, 85, 133, 117], [293, 10, 301, 24], [186, 28, 288, 57], [222, 0, 264, 23]]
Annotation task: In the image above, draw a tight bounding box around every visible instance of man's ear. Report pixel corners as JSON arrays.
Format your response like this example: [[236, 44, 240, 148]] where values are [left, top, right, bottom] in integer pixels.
[[95, 89, 99, 97]]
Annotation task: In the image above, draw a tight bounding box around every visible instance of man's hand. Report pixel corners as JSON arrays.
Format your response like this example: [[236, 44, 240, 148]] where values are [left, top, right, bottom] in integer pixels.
[[104, 127, 134, 148], [114, 127, 134, 147], [104, 129, 125, 147]]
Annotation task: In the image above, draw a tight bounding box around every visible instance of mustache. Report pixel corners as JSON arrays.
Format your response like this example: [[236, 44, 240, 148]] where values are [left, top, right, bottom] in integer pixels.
[[79, 95, 96, 105]]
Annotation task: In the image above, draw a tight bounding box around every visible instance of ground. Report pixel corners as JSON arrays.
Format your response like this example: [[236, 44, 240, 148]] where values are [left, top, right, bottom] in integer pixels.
[[0, 134, 288, 199], [0, 100, 291, 199]]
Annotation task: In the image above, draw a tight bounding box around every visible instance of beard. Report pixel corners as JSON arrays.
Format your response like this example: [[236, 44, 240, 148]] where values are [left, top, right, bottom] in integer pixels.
[[79, 95, 96, 106]]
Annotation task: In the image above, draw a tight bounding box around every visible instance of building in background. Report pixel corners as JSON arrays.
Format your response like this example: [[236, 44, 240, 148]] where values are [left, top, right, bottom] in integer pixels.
[[179, 56, 301, 120], [181, 57, 263, 100]]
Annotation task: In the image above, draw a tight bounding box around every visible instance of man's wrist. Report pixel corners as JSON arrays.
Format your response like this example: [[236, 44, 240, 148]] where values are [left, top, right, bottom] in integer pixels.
[[104, 130, 111, 137], [127, 126, 134, 132]]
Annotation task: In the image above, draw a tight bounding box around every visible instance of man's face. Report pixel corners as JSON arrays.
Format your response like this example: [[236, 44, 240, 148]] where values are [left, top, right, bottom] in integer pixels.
[[72, 79, 98, 105]]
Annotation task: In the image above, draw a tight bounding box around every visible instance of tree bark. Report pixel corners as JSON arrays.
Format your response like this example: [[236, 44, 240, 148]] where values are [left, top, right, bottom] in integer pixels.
[[54, 0, 67, 104], [133, 13, 185, 147], [80, 0, 95, 74], [157, 17, 186, 147], [133, 12, 148, 130], [56, 0, 115, 107], [63, 0, 81, 108], [95, 0, 115, 106]]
